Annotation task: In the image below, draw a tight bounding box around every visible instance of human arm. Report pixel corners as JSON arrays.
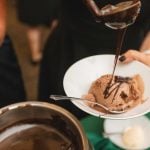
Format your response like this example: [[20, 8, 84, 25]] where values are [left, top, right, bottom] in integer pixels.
[[119, 50, 150, 67], [83, 0, 101, 17], [0, 0, 7, 46], [119, 32, 150, 67]]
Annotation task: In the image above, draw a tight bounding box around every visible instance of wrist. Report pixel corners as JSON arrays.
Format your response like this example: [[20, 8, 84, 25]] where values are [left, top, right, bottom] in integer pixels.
[[143, 50, 150, 54]]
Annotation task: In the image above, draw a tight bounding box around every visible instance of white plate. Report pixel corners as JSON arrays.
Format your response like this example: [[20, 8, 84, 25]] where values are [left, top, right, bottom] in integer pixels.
[[104, 116, 150, 149], [63, 55, 150, 119]]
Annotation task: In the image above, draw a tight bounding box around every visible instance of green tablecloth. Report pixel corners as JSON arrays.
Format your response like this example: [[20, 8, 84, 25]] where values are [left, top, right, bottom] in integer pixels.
[[81, 113, 150, 150]]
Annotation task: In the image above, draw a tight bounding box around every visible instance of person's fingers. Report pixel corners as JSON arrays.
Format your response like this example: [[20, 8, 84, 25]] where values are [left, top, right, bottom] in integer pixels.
[[83, 0, 100, 17], [119, 50, 138, 63], [119, 54, 134, 63], [119, 50, 150, 67]]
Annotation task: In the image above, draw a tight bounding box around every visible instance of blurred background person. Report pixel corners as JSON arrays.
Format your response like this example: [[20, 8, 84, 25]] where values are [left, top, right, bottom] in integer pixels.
[[0, 0, 6, 45], [39, 0, 150, 119], [17, 0, 60, 63], [0, 0, 26, 107]]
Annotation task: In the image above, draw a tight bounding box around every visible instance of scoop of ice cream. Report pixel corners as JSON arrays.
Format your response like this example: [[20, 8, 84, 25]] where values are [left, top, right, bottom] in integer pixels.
[[83, 74, 144, 111], [122, 125, 145, 148]]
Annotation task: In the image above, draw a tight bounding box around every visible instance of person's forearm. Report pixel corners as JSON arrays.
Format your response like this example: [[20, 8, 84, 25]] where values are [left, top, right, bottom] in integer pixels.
[[0, 0, 7, 45], [140, 32, 150, 52]]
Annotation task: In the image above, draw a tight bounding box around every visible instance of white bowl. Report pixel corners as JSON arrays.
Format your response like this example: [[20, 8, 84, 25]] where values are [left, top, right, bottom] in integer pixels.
[[63, 55, 150, 119], [104, 116, 150, 149]]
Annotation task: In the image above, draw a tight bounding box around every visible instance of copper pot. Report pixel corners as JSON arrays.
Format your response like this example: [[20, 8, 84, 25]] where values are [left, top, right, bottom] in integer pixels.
[[0, 101, 93, 150]]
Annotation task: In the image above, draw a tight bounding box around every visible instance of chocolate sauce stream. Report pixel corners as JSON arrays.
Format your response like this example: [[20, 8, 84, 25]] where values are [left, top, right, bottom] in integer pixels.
[[101, 0, 141, 101], [112, 28, 127, 76], [103, 28, 127, 101]]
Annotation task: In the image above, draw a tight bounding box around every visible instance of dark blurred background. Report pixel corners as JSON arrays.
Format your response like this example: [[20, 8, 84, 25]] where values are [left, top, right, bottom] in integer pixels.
[[7, 0, 54, 100]]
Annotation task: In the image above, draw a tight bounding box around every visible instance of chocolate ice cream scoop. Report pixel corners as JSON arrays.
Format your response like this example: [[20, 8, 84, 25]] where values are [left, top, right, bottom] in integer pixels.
[[84, 74, 144, 112]]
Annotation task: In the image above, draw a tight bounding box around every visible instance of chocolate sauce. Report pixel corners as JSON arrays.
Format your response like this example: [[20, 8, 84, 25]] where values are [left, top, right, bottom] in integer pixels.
[[103, 28, 127, 101], [99, 0, 141, 29], [112, 28, 127, 76], [103, 75, 131, 102], [100, 1, 141, 101]]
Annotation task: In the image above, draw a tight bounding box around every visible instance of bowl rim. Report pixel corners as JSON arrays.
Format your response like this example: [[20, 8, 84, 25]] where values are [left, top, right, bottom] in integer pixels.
[[63, 54, 150, 120]]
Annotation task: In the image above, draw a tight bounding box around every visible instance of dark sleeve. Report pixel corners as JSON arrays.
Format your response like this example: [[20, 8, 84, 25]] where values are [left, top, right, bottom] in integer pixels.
[[134, 0, 150, 33], [0, 36, 26, 107], [17, 0, 61, 25], [140, 0, 150, 24]]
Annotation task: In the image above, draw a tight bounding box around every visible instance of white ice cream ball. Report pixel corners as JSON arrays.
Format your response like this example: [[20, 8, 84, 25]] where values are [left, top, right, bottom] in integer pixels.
[[122, 125, 145, 148]]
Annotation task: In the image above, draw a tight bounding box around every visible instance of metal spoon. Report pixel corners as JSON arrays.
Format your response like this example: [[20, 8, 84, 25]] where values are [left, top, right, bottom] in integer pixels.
[[49, 95, 127, 114], [103, 132, 122, 138]]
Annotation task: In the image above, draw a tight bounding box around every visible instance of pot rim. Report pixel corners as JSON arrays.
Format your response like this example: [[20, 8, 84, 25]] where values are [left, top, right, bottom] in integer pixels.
[[0, 101, 90, 150]]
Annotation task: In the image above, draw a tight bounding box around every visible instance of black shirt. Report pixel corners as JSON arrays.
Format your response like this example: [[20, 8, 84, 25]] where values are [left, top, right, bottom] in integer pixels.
[[61, 0, 150, 51]]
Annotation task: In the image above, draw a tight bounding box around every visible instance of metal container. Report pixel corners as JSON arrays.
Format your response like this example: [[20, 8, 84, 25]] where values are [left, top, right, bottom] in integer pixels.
[[0, 101, 93, 150]]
